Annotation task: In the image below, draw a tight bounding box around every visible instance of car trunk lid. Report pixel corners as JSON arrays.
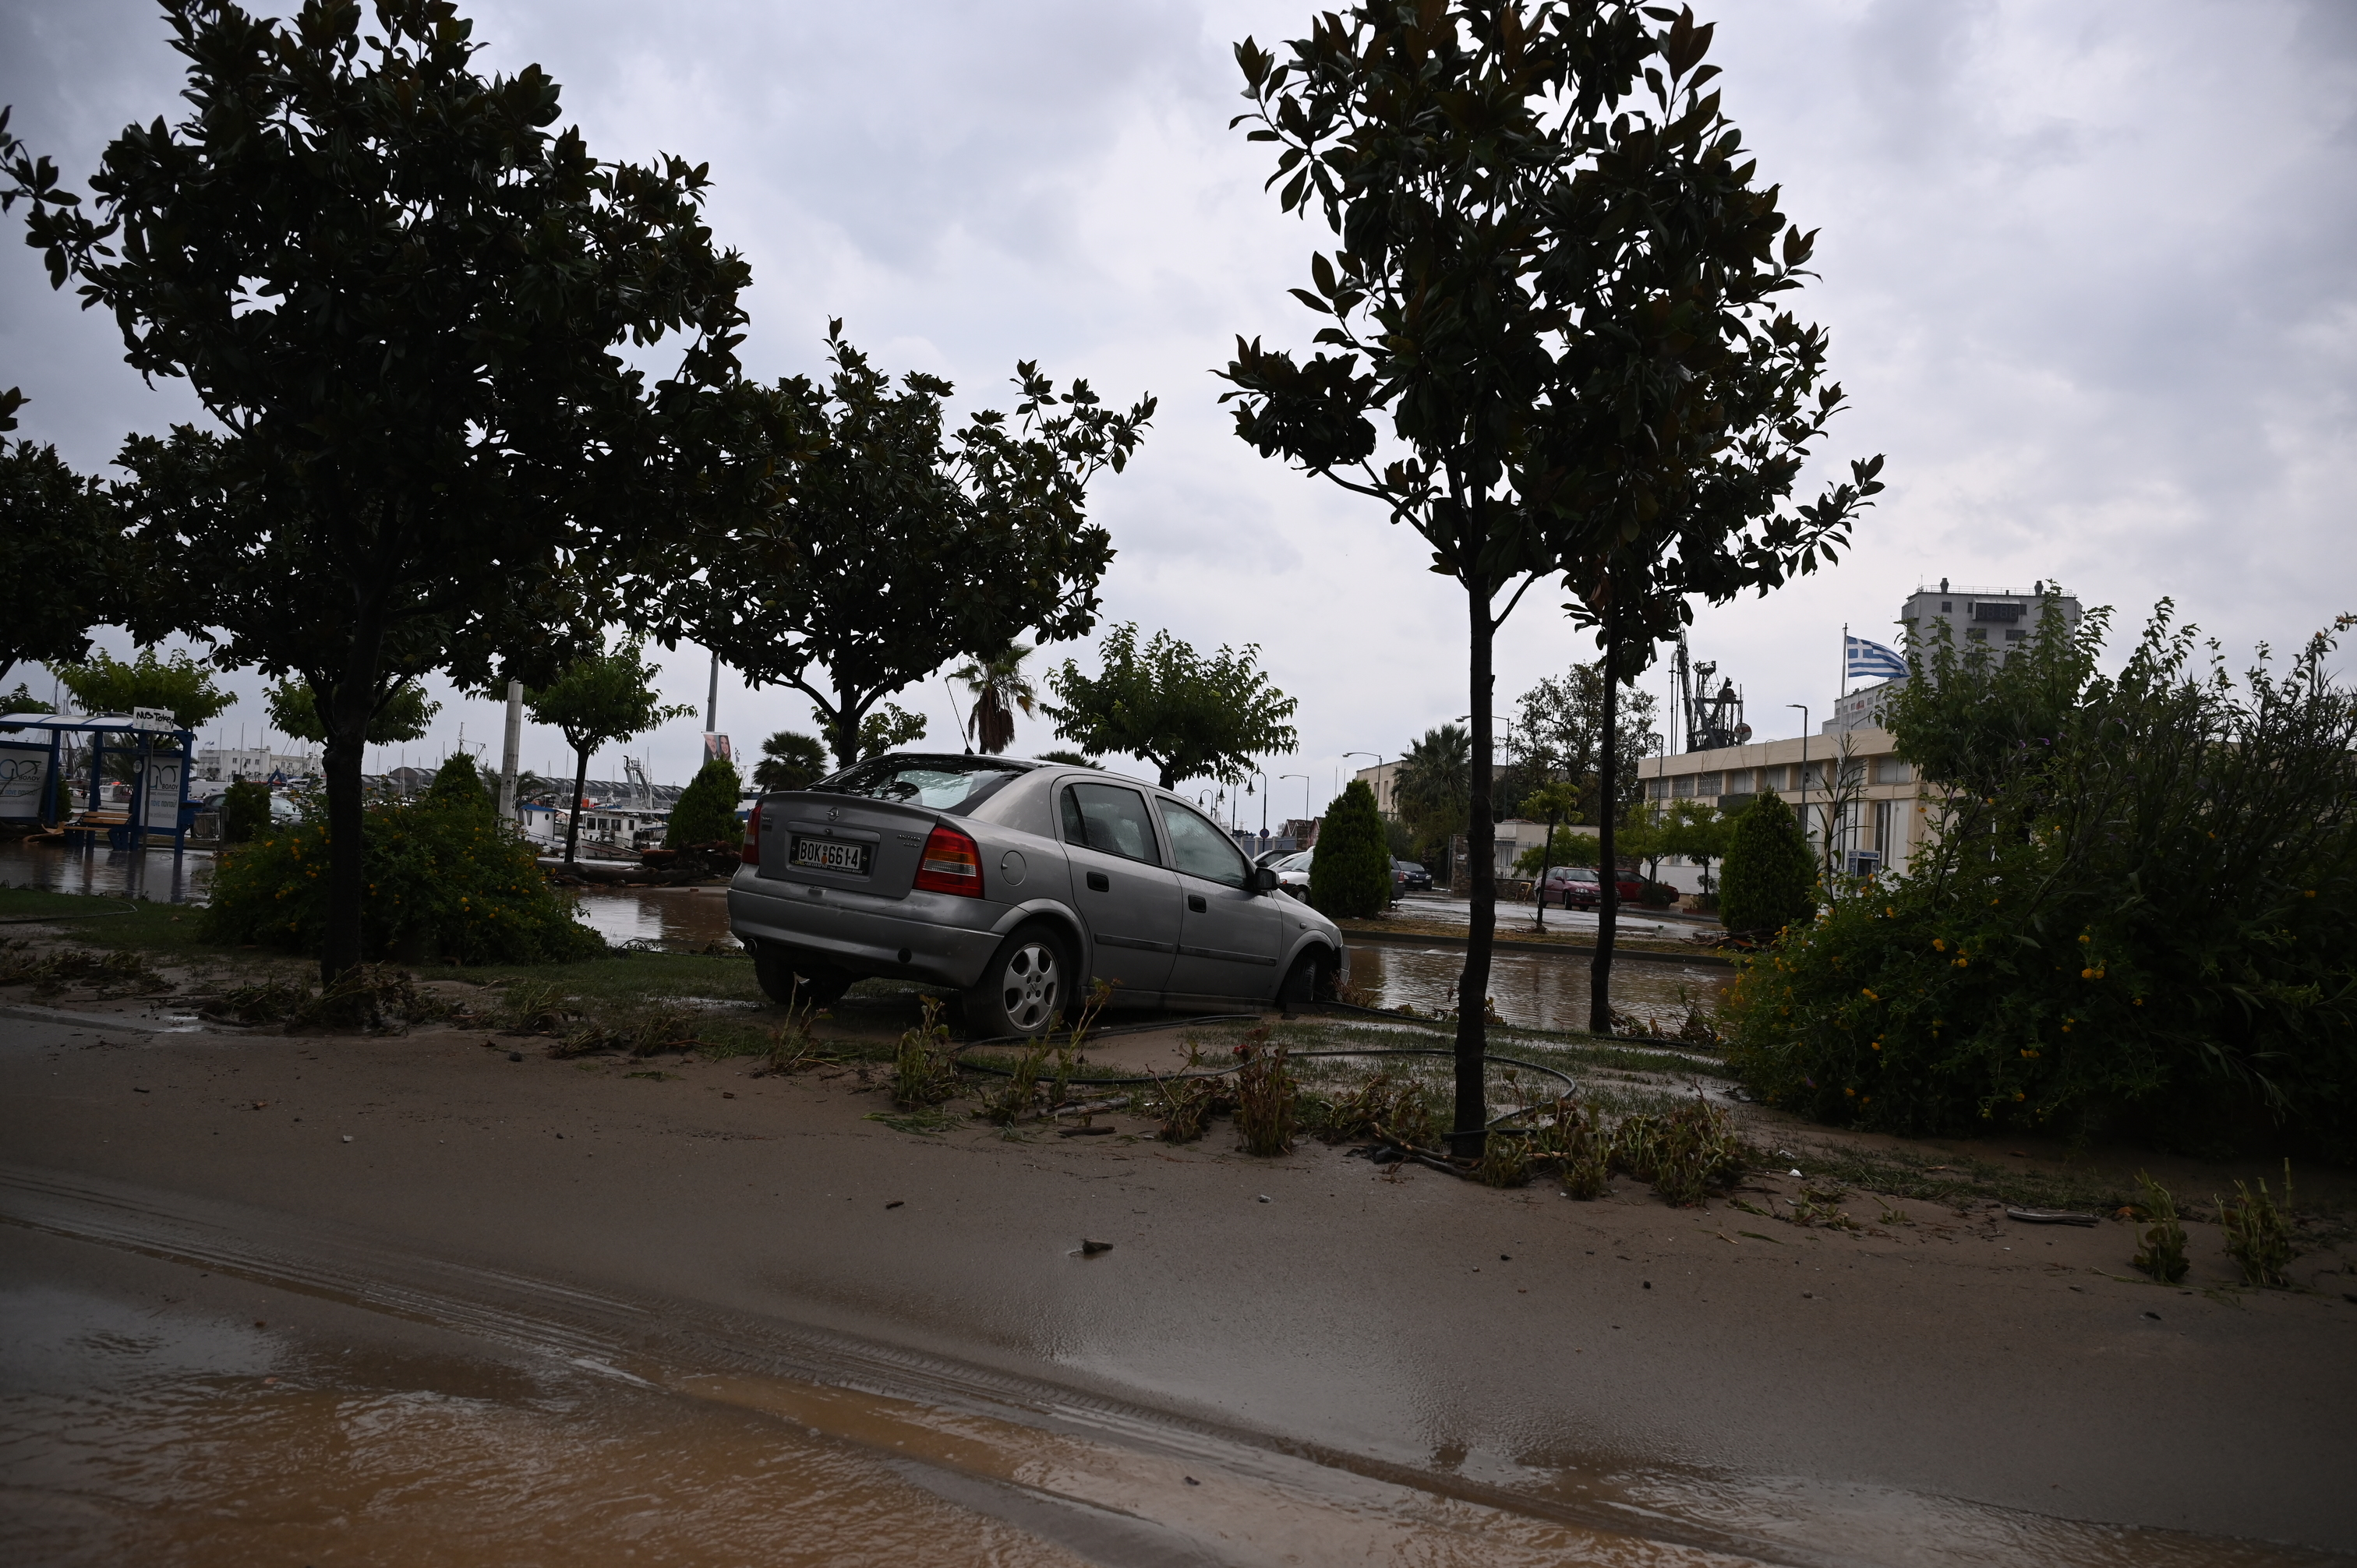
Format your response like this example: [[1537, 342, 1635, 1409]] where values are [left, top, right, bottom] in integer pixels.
[[754, 792, 938, 899]]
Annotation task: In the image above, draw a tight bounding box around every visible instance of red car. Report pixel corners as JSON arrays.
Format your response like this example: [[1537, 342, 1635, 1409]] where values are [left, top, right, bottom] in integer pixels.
[[1538, 865, 1644, 909]]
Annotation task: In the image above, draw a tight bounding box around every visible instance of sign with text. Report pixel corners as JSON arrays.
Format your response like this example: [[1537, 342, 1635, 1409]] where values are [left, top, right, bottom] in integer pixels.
[[129, 706, 177, 731]]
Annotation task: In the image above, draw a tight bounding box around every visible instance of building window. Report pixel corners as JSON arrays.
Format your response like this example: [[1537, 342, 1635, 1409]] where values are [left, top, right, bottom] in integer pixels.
[[2005, 629, 2027, 641], [1940, 600, 1952, 612], [1695, 772, 1722, 796], [1672, 774, 1695, 798], [1966, 627, 1987, 642], [1872, 756, 1913, 785]]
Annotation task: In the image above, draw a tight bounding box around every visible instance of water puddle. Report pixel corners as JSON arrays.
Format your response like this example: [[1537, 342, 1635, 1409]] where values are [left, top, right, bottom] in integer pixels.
[[0, 839, 212, 905], [1346, 943, 1726, 1033], [574, 887, 740, 950]]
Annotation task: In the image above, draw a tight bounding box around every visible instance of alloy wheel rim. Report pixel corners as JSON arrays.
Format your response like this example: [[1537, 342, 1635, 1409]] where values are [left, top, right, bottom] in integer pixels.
[[1000, 942, 1059, 1033]]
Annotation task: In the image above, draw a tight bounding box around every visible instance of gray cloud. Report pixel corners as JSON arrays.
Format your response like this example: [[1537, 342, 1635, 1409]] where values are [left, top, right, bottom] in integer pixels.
[[2, 0, 2350, 793]]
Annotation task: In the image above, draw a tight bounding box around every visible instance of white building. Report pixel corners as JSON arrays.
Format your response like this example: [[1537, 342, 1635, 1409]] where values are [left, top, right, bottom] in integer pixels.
[[195, 746, 322, 785]]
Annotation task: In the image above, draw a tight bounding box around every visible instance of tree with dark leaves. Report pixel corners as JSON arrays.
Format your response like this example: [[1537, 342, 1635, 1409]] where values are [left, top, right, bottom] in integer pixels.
[[662, 323, 1151, 771], [2, 3, 753, 981]]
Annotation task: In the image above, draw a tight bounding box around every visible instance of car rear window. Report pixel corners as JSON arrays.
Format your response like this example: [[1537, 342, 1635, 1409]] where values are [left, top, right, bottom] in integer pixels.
[[809, 754, 1025, 813]]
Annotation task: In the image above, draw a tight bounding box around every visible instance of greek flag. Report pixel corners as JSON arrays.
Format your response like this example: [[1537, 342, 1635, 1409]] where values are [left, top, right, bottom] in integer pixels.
[[1845, 634, 1907, 683]]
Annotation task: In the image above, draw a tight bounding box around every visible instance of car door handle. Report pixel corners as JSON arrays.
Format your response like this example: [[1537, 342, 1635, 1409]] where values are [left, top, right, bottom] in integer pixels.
[[1187, 894, 1207, 913], [1086, 871, 1110, 892]]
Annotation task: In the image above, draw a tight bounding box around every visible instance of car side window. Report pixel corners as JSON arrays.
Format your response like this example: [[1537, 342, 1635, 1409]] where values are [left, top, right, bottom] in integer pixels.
[[1060, 783, 1162, 867], [1154, 798, 1248, 888]]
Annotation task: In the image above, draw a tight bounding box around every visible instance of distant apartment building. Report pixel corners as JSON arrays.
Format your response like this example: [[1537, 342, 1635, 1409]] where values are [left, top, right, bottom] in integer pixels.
[[1829, 579, 2083, 733]]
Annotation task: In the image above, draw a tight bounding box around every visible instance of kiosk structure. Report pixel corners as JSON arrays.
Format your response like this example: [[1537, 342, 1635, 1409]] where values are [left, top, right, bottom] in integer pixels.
[[0, 708, 199, 851]]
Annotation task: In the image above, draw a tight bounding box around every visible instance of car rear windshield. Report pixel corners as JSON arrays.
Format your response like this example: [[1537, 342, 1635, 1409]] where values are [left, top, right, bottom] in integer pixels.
[[807, 754, 1026, 814]]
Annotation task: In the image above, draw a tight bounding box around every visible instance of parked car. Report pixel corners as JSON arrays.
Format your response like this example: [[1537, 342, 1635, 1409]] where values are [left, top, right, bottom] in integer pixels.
[[1270, 849, 1314, 901], [728, 754, 1348, 1037], [1394, 859, 1431, 892], [1537, 864, 1645, 909]]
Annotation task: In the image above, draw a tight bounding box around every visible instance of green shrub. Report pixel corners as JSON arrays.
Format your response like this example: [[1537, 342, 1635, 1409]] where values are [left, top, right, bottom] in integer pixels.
[[426, 750, 495, 812], [221, 779, 272, 844], [666, 757, 743, 847], [1717, 791, 1815, 936], [1308, 779, 1391, 918], [2220, 1164, 2294, 1287], [205, 795, 604, 964], [1723, 603, 2357, 1158]]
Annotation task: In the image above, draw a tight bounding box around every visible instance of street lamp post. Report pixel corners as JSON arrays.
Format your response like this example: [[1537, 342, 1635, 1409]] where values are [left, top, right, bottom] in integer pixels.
[[1342, 750, 1381, 810], [1250, 769, 1271, 840]]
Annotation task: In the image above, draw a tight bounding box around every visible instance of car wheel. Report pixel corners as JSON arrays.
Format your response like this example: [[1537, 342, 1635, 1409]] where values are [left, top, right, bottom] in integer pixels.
[[1277, 949, 1331, 1008], [965, 923, 1073, 1040], [754, 944, 853, 1010]]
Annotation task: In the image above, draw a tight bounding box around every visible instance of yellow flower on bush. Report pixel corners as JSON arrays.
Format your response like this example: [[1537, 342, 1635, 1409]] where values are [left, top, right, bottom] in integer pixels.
[[1933, 938, 1946, 952], [1861, 987, 1880, 1001]]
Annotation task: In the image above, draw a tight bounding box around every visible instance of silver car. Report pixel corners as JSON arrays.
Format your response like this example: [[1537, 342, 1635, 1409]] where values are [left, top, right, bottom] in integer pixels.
[[726, 754, 1348, 1037]]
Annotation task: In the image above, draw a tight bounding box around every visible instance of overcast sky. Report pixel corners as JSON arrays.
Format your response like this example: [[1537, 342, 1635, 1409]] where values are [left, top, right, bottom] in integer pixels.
[[4, 0, 2352, 812]]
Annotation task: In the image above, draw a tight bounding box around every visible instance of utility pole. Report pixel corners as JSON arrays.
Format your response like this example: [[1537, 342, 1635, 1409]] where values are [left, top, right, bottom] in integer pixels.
[[498, 678, 524, 824], [1788, 704, 1811, 856], [705, 652, 719, 733]]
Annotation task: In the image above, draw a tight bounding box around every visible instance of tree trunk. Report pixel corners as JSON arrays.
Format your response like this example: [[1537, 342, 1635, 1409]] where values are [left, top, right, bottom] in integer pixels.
[[563, 742, 591, 867], [320, 611, 388, 986], [1588, 599, 1620, 1037], [1451, 572, 1495, 1157], [1158, 763, 1176, 790]]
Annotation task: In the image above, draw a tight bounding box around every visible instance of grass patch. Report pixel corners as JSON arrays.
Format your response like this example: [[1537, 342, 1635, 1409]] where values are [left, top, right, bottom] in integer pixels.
[[0, 886, 140, 923]]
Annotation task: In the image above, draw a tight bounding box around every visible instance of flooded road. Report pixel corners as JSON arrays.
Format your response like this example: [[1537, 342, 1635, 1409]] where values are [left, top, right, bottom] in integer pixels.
[[0, 844, 1725, 1033]]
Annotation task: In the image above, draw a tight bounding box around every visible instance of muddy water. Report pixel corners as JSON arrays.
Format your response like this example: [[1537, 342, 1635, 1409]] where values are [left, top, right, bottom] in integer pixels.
[[2, 1250, 2320, 1568], [1346, 942, 1726, 1033], [0, 1280, 1081, 1568], [575, 885, 740, 949]]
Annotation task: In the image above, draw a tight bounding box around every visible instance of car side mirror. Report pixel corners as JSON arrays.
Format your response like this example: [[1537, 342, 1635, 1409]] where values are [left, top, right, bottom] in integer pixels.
[[1252, 867, 1278, 894]]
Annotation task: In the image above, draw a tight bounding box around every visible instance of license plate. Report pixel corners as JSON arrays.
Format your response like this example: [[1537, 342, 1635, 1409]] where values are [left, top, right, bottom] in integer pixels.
[[791, 836, 869, 874]]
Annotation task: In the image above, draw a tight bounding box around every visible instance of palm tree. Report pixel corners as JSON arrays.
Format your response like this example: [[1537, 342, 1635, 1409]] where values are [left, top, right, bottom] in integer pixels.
[[953, 641, 1037, 754], [1393, 723, 1472, 869]]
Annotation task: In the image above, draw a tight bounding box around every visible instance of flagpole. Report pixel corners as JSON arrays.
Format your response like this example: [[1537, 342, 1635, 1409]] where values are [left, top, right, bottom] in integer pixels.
[[1840, 623, 1847, 700]]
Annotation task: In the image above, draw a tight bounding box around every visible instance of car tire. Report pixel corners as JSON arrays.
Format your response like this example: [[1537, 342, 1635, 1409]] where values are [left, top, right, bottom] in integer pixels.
[[1277, 949, 1333, 1008], [964, 922, 1074, 1041], [754, 944, 853, 1010]]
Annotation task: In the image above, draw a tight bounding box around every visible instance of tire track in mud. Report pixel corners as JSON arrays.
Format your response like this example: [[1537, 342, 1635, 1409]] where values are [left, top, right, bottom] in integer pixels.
[[0, 1161, 2326, 1568]]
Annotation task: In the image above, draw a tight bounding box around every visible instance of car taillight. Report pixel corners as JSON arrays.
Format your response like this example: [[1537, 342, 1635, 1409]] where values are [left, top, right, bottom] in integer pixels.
[[740, 800, 762, 865], [913, 823, 984, 897]]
